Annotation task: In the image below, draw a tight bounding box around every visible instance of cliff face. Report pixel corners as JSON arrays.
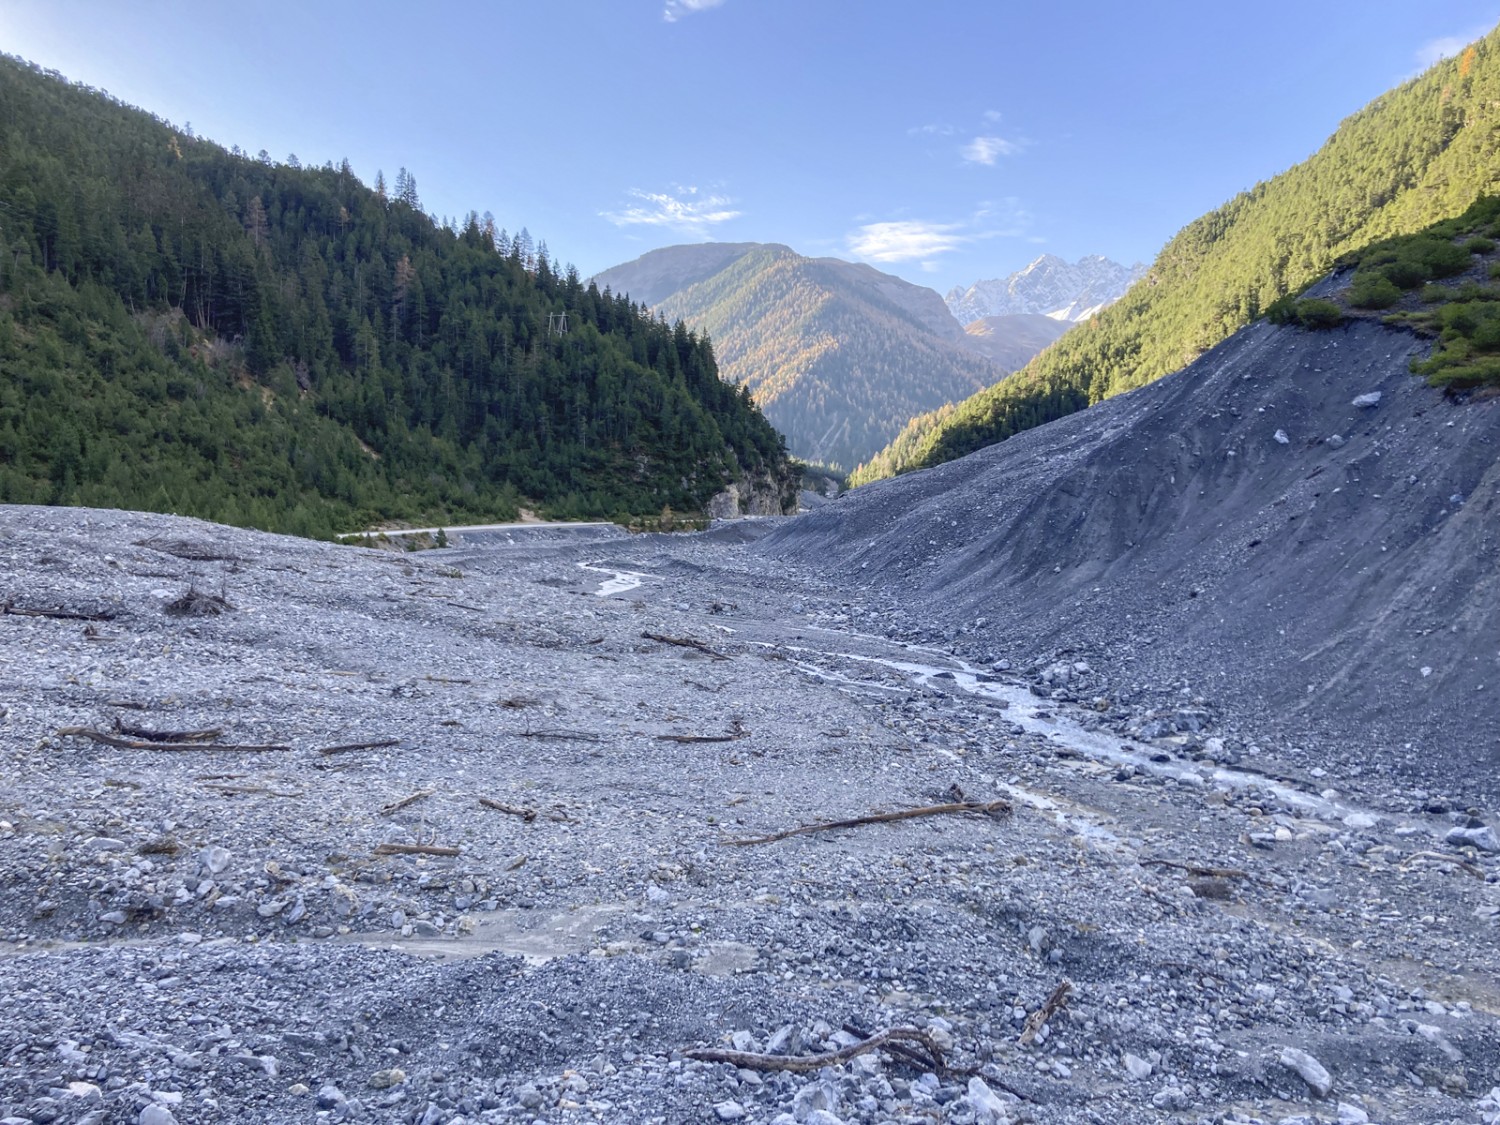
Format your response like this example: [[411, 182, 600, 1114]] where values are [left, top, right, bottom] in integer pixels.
[[708, 464, 800, 519], [762, 315, 1500, 779]]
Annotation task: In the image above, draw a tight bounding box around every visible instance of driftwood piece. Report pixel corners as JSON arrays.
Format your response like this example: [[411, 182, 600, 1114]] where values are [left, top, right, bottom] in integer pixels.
[[4, 601, 116, 622], [518, 728, 603, 742], [316, 738, 400, 756], [1141, 858, 1250, 880], [57, 728, 290, 752], [724, 799, 1011, 847], [478, 797, 537, 822], [114, 720, 224, 743], [685, 1027, 943, 1074], [380, 789, 435, 816], [423, 674, 473, 685], [1402, 850, 1486, 879], [658, 719, 747, 744], [373, 842, 460, 857], [641, 631, 727, 661], [202, 783, 303, 798], [1019, 980, 1073, 1046]]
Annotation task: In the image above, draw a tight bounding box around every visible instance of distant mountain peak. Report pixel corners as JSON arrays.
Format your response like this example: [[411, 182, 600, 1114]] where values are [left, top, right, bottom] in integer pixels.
[[946, 254, 1144, 324]]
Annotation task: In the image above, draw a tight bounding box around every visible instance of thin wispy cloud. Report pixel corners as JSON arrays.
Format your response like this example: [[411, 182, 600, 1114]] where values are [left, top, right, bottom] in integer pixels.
[[846, 201, 1030, 264], [1414, 25, 1488, 69], [663, 0, 726, 23], [848, 220, 966, 262], [602, 186, 740, 236], [982, 109, 1003, 123], [962, 135, 1019, 165], [908, 122, 956, 137]]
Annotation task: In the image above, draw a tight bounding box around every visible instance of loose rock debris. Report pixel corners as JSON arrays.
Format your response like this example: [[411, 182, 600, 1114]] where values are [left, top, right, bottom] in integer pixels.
[[0, 505, 1498, 1125]]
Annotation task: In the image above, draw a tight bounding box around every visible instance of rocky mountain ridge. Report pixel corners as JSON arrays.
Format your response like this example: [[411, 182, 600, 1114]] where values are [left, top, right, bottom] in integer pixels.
[[945, 254, 1145, 324]]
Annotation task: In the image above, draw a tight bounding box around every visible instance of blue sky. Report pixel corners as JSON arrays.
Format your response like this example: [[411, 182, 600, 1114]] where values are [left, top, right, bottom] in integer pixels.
[[4, 1, 1498, 295]]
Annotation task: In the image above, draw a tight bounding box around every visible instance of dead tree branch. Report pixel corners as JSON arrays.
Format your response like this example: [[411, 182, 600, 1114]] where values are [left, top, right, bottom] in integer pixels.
[[114, 720, 224, 743], [57, 728, 290, 752], [723, 799, 1010, 847], [478, 797, 537, 822], [4, 601, 116, 622], [685, 1027, 943, 1074], [1019, 980, 1073, 1046], [1402, 851, 1486, 879], [379, 789, 435, 816], [316, 738, 400, 756], [1140, 858, 1250, 880], [373, 843, 460, 857], [641, 631, 728, 660], [518, 728, 603, 742]]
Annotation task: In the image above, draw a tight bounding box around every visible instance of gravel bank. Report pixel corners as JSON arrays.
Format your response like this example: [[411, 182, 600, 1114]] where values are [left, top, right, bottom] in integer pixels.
[[1, 505, 1498, 1124]]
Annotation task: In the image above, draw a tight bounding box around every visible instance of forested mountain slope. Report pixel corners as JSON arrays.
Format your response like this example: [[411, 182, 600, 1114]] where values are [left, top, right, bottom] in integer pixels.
[[854, 27, 1500, 484], [596, 243, 1002, 471], [0, 57, 791, 536]]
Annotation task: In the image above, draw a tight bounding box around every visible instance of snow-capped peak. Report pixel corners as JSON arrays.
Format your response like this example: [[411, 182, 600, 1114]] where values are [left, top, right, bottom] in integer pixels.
[[945, 255, 1145, 324]]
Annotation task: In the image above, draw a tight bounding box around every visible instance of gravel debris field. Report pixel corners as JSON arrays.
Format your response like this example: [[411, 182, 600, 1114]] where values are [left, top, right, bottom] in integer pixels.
[[1, 505, 1498, 1125]]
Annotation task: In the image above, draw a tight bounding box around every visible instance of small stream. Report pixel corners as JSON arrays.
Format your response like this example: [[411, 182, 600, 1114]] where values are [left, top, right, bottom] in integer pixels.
[[770, 640, 1409, 835], [577, 561, 659, 597], [580, 561, 1410, 838]]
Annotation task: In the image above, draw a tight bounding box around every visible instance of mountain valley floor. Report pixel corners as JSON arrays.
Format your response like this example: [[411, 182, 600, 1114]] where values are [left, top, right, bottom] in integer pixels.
[[1, 506, 1498, 1125]]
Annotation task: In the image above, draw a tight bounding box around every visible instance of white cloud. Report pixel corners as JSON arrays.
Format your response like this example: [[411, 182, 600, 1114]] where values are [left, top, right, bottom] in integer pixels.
[[1415, 26, 1488, 69], [847, 220, 966, 262], [982, 109, 1003, 123], [602, 186, 740, 236], [846, 202, 1032, 264], [962, 135, 1019, 165], [663, 0, 726, 22], [908, 122, 956, 136]]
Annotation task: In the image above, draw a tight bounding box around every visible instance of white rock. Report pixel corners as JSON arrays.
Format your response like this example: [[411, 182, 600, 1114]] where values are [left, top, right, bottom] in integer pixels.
[[1280, 1046, 1332, 1097], [1351, 392, 1382, 408], [965, 1077, 1012, 1124], [138, 1107, 179, 1125], [1338, 1101, 1370, 1124], [1123, 1052, 1153, 1080]]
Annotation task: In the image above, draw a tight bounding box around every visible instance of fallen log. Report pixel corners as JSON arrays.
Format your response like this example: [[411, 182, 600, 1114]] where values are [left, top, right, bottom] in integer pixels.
[[115, 720, 224, 744], [4, 602, 116, 622], [316, 738, 400, 756], [723, 799, 1011, 846], [58, 728, 290, 752], [685, 1027, 943, 1074], [518, 728, 603, 742], [373, 843, 460, 857]]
